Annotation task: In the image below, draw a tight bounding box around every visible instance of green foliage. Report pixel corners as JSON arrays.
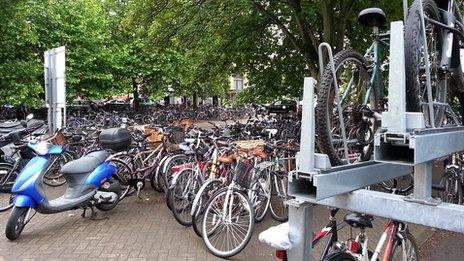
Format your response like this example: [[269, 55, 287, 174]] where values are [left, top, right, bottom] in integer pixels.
[[0, 0, 407, 106], [130, 0, 406, 102]]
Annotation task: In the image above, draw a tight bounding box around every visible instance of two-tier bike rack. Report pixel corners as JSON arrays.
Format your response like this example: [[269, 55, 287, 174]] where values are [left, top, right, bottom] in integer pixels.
[[286, 15, 464, 261]]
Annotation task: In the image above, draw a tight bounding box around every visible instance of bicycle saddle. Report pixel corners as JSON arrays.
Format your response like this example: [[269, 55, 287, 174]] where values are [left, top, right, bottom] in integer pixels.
[[344, 212, 373, 229], [61, 150, 109, 175], [358, 8, 386, 28]]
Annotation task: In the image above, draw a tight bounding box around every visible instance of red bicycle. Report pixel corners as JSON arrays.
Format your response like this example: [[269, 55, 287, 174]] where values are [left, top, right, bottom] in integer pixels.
[[275, 208, 419, 261]]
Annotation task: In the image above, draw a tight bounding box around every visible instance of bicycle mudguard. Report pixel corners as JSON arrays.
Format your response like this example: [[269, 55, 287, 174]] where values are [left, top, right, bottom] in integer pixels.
[[162, 154, 189, 174], [155, 155, 170, 177], [190, 178, 222, 216], [14, 194, 36, 208], [168, 168, 194, 190]]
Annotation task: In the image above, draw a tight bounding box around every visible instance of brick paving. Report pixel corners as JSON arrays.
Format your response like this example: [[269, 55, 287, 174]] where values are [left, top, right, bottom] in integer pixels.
[[0, 185, 437, 261]]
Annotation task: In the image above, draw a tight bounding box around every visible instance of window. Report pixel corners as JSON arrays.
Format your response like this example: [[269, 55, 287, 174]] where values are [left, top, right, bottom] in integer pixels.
[[234, 78, 243, 91]]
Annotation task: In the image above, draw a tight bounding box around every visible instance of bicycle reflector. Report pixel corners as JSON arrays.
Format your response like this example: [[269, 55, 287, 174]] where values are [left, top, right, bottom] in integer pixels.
[[347, 239, 361, 253], [275, 250, 287, 260]]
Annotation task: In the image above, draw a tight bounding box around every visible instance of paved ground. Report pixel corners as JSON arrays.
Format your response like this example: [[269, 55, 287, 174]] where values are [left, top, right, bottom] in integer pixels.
[[0, 185, 436, 261], [0, 121, 459, 260]]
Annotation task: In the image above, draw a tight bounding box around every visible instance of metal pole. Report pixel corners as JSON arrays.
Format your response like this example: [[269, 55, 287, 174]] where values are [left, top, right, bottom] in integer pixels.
[[297, 77, 316, 174], [403, 0, 408, 22], [287, 200, 313, 261], [413, 161, 433, 201], [387, 21, 407, 133]]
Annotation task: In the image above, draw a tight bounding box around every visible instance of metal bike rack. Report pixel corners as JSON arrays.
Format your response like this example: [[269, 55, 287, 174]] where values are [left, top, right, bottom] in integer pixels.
[[287, 18, 464, 261]]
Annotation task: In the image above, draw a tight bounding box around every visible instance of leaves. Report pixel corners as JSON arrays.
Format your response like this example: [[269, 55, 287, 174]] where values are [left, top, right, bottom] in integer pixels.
[[0, 0, 406, 105]]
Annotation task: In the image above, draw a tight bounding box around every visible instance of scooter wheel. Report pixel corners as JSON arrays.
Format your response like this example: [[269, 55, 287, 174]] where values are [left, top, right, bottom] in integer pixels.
[[5, 206, 29, 240]]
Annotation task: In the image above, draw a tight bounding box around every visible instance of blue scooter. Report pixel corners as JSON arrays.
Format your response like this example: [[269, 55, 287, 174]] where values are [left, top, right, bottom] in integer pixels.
[[5, 128, 129, 240]]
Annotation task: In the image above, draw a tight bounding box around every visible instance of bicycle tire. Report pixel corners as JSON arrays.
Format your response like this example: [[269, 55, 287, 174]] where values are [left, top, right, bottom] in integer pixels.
[[252, 167, 271, 223], [322, 251, 357, 261], [167, 169, 202, 226], [191, 179, 223, 237], [202, 187, 254, 258], [0, 163, 16, 212], [438, 171, 463, 205], [315, 49, 375, 166], [43, 151, 74, 187], [405, 0, 446, 127], [269, 172, 289, 222], [389, 230, 420, 261], [162, 154, 190, 193], [151, 155, 169, 193], [380, 174, 414, 195]]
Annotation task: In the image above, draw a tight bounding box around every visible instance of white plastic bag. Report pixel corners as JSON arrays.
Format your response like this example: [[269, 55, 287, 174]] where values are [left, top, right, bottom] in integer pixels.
[[258, 222, 292, 250]]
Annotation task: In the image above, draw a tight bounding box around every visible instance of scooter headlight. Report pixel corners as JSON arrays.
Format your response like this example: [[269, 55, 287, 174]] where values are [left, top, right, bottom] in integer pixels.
[[35, 142, 51, 155]]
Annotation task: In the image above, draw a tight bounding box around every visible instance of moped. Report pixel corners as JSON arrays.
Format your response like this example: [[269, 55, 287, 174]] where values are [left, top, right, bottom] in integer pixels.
[[5, 128, 129, 240]]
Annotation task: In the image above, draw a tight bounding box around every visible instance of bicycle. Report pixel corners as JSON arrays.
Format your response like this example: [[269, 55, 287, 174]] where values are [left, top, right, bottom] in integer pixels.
[[315, 8, 389, 166], [405, 0, 464, 127], [273, 208, 419, 261], [200, 141, 270, 258], [435, 153, 464, 204]]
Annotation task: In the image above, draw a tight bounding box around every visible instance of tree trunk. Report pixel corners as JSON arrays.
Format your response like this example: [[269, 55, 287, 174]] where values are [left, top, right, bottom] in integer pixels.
[[132, 78, 140, 110], [213, 96, 218, 106], [183, 96, 187, 108], [192, 92, 198, 109], [164, 95, 170, 106]]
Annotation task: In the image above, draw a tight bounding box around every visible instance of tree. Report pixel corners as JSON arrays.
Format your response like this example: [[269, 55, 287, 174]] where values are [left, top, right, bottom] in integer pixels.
[[0, 1, 42, 106], [0, 0, 132, 105], [130, 0, 405, 103]]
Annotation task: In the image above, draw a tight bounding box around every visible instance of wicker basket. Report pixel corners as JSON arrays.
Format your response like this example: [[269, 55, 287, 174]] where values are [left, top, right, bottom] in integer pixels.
[[173, 118, 194, 127], [44, 130, 66, 145], [234, 140, 265, 158], [233, 159, 254, 189], [144, 126, 163, 148]]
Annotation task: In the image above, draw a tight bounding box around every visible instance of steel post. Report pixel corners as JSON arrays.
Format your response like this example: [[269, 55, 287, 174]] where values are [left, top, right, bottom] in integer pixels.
[[287, 199, 313, 261], [296, 77, 316, 175], [413, 161, 433, 201]]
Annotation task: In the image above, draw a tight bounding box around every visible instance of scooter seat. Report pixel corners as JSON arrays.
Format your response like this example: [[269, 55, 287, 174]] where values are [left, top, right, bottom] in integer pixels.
[[61, 150, 109, 175]]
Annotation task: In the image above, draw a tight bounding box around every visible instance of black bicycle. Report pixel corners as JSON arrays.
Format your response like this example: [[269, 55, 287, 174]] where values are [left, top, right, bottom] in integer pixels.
[[405, 0, 464, 126]]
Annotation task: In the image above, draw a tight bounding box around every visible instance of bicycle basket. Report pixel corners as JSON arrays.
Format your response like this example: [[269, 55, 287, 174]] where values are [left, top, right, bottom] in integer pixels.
[[144, 125, 163, 148], [44, 130, 66, 145], [235, 140, 265, 158], [233, 160, 254, 189]]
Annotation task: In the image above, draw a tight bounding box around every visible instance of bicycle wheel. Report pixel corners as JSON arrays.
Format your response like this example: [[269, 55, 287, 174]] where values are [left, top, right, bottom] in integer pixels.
[[202, 187, 254, 258], [192, 179, 224, 237], [167, 169, 202, 226], [322, 251, 357, 261], [251, 168, 271, 223], [43, 151, 74, 187], [107, 158, 134, 199], [162, 154, 190, 193], [380, 174, 414, 195], [405, 0, 446, 127], [270, 171, 289, 222], [315, 50, 376, 166], [389, 230, 419, 261], [438, 171, 463, 204], [0, 163, 18, 212]]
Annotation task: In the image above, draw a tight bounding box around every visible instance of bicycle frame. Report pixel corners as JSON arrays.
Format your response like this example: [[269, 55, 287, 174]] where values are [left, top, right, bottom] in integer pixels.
[[340, 32, 390, 107], [369, 220, 401, 261]]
